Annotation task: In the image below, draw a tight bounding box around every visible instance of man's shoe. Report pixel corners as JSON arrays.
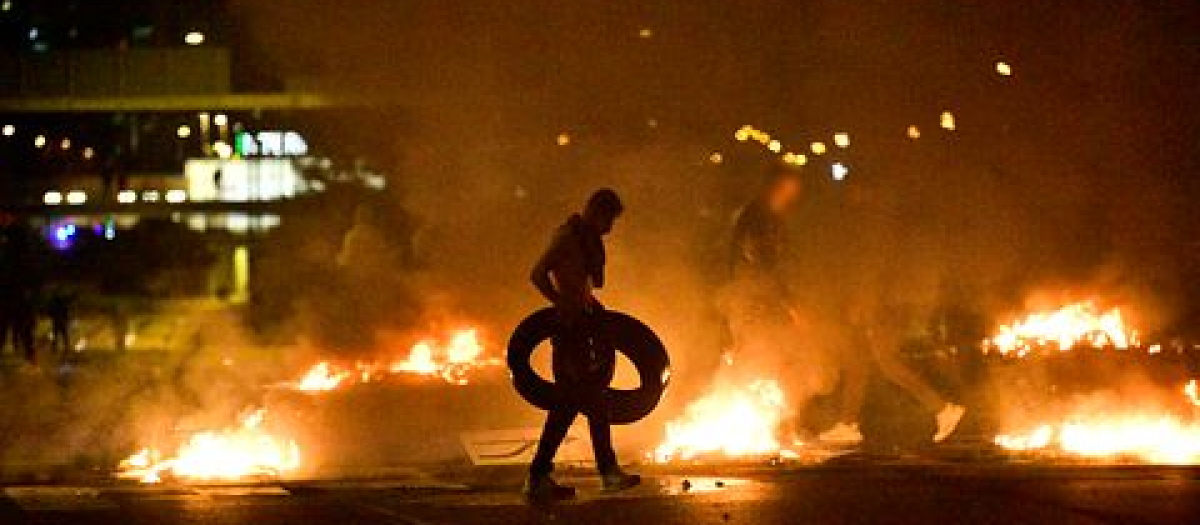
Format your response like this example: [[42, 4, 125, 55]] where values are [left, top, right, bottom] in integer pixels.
[[934, 403, 966, 443], [601, 470, 641, 492], [524, 475, 576, 502], [817, 422, 863, 444]]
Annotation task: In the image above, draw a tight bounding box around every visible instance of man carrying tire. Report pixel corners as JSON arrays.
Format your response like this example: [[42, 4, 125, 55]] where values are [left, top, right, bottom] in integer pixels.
[[525, 188, 641, 501]]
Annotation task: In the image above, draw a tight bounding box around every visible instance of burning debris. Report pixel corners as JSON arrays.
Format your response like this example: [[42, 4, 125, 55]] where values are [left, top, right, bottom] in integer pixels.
[[988, 301, 1200, 464], [118, 408, 300, 484], [290, 328, 502, 392], [118, 327, 499, 483], [652, 379, 797, 463], [994, 380, 1200, 464], [987, 301, 1138, 357]]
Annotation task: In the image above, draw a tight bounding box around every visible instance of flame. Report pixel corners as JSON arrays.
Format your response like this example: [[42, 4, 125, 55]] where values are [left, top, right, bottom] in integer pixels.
[[653, 379, 795, 462], [118, 408, 300, 483], [988, 301, 1138, 356], [289, 328, 502, 392], [293, 361, 351, 392]]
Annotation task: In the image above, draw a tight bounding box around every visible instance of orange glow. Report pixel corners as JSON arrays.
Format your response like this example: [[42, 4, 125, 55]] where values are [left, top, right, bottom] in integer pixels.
[[653, 379, 795, 462], [118, 408, 299, 483], [1186, 380, 1198, 407], [290, 328, 502, 392], [995, 401, 1200, 465], [987, 301, 1138, 356]]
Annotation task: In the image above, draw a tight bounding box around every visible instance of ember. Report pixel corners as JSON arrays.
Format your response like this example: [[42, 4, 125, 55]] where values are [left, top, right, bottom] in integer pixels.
[[987, 301, 1138, 356], [118, 408, 300, 483], [653, 379, 796, 463]]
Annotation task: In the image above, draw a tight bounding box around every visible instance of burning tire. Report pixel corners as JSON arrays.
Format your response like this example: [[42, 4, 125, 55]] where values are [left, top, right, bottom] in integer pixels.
[[507, 308, 670, 425]]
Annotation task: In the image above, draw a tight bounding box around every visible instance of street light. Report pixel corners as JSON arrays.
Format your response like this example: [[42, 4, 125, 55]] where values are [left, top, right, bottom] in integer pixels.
[[184, 31, 205, 45]]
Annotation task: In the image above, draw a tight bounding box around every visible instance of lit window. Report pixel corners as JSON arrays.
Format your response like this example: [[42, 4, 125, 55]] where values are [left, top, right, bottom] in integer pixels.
[[34, 135, 46, 148], [165, 190, 188, 203], [184, 31, 205, 45], [810, 142, 827, 155], [2, 1, 13, 13], [995, 61, 1012, 76], [66, 191, 87, 205], [213, 114, 229, 127], [833, 132, 850, 148], [43, 191, 63, 205], [556, 133, 571, 146], [639, 28, 654, 38], [177, 124, 193, 139], [28, 27, 38, 40], [2, 124, 13, 136], [117, 190, 137, 204], [768, 140, 782, 153], [907, 125, 921, 139], [142, 190, 161, 203], [709, 152, 724, 164], [82, 147, 95, 159]]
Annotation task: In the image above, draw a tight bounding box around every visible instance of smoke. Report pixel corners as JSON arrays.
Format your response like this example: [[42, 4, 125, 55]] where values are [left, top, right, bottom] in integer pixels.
[[219, 0, 1200, 457]]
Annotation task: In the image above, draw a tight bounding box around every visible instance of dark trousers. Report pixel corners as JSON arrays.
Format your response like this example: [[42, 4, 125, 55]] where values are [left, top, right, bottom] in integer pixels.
[[529, 312, 618, 476]]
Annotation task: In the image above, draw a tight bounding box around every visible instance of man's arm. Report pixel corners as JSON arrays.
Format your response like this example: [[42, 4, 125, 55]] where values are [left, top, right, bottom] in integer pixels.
[[530, 234, 565, 304]]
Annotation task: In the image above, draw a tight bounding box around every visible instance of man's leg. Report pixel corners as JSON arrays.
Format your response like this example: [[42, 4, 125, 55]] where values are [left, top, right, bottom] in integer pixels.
[[871, 341, 965, 442], [530, 409, 577, 477]]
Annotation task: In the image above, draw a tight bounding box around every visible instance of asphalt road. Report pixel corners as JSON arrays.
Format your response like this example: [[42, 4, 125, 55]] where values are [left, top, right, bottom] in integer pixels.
[[2, 465, 1198, 525]]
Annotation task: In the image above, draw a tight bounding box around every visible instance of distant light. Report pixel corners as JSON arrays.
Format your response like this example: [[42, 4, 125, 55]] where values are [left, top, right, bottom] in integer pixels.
[[940, 111, 956, 131], [177, 124, 192, 138], [995, 61, 1012, 76], [782, 152, 807, 166], [907, 125, 921, 139], [117, 190, 137, 204], [213, 140, 233, 159], [82, 147, 95, 159], [165, 190, 188, 203], [60, 138, 71, 150], [831, 162, 849, 181], [28, 27, 38, 41], [646, 118, 658, 128], [142, 190, 161, 203], [104, 224, 116, 240], [639, 28, 654, 38], [2, 124, 13, 136], [709, 152, 724, 164], [54, 224, 75, 242], [1, 1, 12, 13], [34, 134, 46, 148], [43, 191, 63, 205], [65, 191, 87, 205], [810, 141, 827, 155], [734, 128, 751, 142], [767, 139, 782, 153], [556, 132, 571, 146], [213, 114, 229, 127], [184, 31, 205, 46], [833, 132, 850, 148]]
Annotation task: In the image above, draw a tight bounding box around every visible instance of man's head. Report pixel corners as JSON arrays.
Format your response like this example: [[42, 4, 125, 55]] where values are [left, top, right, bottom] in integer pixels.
[[763, 170, 802, 214], [583, 188, 624, 235]]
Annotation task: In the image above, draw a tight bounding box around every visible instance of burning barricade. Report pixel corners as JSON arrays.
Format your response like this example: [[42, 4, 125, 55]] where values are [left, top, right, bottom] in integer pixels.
[[985, 301, 1200, 464]]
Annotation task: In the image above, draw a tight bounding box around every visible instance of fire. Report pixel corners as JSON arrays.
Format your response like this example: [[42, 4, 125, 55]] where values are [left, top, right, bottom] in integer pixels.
[[293, 361, 351, 392], [289, 328, 502, 392], [995, 400, 1200, 465], [653, 379, 795, 462], [118, 408, 300, 483], [988, 301, 1138, 356]]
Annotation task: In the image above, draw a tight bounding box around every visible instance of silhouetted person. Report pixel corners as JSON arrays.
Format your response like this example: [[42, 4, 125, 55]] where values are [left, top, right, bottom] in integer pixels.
[[46, 290, 75, 356], [0, 225, 39, 368], [525, 189, 640, 501]]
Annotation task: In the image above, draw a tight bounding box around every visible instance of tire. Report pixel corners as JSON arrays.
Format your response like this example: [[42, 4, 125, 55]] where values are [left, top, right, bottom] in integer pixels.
[[507, 308, 670, 425]]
